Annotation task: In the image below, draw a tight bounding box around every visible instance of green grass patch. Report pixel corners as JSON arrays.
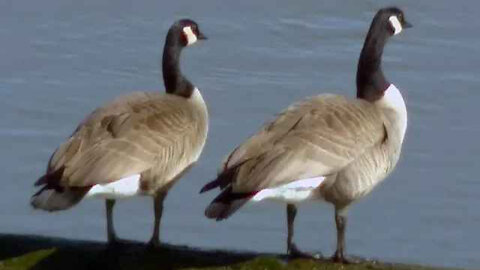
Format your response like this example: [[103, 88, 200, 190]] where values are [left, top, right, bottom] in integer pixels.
[[0, 249, 56, 270]]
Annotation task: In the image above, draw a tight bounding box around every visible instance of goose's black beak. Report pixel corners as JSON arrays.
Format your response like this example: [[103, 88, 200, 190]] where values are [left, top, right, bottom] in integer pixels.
[[403, 20, 413, 29], [197, 31, 208, 40]]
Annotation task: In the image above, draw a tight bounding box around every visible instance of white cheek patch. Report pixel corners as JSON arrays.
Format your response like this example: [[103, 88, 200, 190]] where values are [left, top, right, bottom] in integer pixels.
[[389, 15, 403, 35], [183, 26, 197, 45]]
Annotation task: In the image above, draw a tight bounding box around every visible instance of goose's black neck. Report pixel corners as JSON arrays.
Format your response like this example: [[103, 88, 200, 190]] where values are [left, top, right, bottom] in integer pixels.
[[162, 29, 194, 98], [356, 16, 391, 102]]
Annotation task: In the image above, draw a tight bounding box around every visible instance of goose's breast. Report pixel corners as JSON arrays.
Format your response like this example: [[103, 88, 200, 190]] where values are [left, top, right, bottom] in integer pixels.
[[152, 88, 208, 190], [320, 145, 397, 205], [320, 85, 407, 206], [189, 88, 209, 162]]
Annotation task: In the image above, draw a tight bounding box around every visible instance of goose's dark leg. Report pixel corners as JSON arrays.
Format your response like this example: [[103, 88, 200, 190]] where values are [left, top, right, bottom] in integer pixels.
[[287, 204, 320, 259], [287, 204, 297, 254], [148, 193, 166, 247], [106, 199, 119, 244], [332, 207, 356, 264]]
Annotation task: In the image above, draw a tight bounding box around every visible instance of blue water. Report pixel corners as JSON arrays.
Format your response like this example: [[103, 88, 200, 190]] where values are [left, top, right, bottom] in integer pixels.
[[1, 0, 479, 269]]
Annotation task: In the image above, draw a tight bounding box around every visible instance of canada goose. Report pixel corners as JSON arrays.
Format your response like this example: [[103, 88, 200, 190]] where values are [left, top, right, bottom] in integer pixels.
[[201, 7, 411, 263], [31, 19, 208, 247]]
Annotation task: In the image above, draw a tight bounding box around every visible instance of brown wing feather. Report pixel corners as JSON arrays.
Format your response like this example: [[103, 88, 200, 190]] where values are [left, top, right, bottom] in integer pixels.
[[48, 92, 199, 187], [221, 94, 386, 192]]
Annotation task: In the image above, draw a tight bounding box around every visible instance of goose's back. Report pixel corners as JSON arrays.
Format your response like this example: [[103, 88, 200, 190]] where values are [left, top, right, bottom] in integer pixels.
[[48, 90, 208, 193]]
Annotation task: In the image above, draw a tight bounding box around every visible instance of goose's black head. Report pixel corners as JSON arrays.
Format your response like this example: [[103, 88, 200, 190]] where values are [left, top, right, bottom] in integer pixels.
[[168, 19, 207, 48], [373, 7, 412, 37]]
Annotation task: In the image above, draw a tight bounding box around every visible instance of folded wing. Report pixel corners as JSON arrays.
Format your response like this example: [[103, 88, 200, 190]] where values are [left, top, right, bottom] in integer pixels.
[[205, 94, 386, 194], [42, 92, 198, 188]]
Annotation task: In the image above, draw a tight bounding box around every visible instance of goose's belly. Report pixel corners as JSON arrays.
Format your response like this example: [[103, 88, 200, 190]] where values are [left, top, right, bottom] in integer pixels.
[[320, 145, 400, 207]]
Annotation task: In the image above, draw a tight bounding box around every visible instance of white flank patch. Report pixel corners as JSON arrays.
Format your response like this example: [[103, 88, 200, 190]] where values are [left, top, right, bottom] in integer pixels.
[[252, 176, 325, 203], [377, 84, 408, 141], [389, 15, 402, 35], [183, 26, 197, 45], [86, 174, 142, 199]]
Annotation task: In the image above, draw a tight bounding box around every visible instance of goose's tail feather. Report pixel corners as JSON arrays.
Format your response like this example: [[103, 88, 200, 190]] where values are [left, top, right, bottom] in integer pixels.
[[204, 187, 258, 220], [31, 186, 90, 211], [31, 169, 90, 211]]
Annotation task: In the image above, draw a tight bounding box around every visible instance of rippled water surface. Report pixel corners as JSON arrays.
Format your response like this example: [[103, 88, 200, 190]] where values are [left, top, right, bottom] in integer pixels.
[[1, 0, 479, 269]]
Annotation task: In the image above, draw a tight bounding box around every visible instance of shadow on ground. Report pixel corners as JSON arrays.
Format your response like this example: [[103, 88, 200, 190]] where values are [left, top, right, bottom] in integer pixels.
[[0, 233, 266, 270], [0, 234, 453, 270]]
